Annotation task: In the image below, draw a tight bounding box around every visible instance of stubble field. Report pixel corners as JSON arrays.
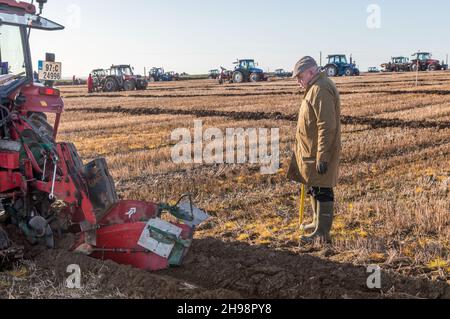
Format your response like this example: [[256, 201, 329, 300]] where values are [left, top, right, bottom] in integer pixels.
[[1, 71, 449, 299]]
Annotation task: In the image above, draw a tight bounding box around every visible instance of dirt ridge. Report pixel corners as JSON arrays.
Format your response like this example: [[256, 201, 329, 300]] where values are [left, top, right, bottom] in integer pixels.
[[68, 106, 450, 130]]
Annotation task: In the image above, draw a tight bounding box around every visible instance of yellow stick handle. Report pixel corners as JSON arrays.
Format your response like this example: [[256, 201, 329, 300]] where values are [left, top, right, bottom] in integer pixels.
[[299, 184, 306, 227]]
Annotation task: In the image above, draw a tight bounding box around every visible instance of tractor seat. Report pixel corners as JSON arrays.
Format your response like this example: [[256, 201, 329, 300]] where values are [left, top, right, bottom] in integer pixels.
[[0, 140, 21, 152]]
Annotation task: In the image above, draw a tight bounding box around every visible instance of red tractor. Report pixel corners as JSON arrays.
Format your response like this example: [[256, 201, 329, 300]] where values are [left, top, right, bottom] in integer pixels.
[[0, 0, 208, 270], [410, 52, 447, 71], [102, 65, 148, 92]]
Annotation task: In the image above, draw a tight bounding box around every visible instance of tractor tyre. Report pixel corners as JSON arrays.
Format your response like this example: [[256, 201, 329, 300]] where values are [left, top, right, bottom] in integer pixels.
[[123, 80, 136, 91], [325, 65, 338, 77], [149, 76, 156, 83], [232, 71, 244, 84], [250, 73, 260, 82], [104, 78, 118, 92], [140, 82, 149, 90], [428, 64, 437, 71], [344, 68, 353, 76]]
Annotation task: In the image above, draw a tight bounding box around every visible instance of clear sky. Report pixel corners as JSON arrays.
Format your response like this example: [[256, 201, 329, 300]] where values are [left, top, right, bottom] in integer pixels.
[[29, 0, 450, 78]]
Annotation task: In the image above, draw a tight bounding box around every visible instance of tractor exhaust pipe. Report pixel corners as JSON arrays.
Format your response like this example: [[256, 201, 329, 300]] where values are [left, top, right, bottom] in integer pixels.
[[36, 0, 48, 16]]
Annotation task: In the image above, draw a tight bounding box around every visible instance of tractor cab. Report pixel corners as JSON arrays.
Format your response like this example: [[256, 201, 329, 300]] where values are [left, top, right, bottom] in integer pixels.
[[234, 59, 258, 71], [152, 67, 165, 75], [327, 55, 348, 65], [110, 65, 134, 78], [393, 57, 409, 64], [0, 0, 64, 136], [0, 1, 63, 93], [414, 52, 432, 61]]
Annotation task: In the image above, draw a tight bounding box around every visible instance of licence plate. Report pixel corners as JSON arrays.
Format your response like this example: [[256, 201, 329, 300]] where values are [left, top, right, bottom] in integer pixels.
[[38, 61, 62, 81]]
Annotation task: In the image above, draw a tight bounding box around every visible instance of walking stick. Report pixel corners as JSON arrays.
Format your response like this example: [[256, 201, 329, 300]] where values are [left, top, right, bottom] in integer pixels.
[[299, 184, 306, 231]]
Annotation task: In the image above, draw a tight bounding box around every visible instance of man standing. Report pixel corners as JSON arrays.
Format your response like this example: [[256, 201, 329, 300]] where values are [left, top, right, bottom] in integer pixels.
[[288, 56, 342, 244], [87, 73, 94, 93]]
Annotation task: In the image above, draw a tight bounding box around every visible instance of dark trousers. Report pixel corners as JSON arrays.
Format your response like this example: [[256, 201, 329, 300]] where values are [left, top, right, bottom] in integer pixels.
[[308, 187, 334, 203]]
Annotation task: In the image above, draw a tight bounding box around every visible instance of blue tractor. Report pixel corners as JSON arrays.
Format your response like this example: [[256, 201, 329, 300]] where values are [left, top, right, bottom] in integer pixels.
[[324, 54, 360, 77], [232, 59, 267, 83]]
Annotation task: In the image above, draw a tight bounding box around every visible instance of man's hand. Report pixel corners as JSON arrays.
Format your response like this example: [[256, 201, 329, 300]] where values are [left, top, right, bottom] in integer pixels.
[[317, 161, 328, 175]]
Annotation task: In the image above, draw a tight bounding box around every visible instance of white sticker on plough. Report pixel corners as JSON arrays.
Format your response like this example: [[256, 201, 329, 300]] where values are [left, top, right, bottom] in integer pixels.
[[137, 218, 183, 258]]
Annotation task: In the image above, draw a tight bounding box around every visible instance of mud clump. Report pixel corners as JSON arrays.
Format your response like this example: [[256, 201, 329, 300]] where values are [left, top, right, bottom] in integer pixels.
[[34, 249, 241, 299]]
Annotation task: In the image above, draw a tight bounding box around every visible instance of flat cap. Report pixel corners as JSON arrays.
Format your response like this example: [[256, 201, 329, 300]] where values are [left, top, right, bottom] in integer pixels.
[[292, 56, 318, 78]]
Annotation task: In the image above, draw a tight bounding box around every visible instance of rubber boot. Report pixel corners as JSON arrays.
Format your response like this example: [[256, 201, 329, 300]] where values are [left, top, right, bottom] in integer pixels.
[[300, 201, 334, 245], [301, 196, 318, 232], [0, 226, 11, 250]]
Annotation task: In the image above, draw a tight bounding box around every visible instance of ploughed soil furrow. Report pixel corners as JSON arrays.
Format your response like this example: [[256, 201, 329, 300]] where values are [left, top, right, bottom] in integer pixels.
[[339, 142, 450, 186], [68, 106, 450, 130], [339, 89, 450, 96], [342, 136, 450, 165], [32, 248, 242, 299], [162, 239, 450, 299], [22, 229, 449, 299], [341, 115, 450, 130], [63, 91, 297, 99], [63, 88, 450, 100], [335, 76, 450, 86]]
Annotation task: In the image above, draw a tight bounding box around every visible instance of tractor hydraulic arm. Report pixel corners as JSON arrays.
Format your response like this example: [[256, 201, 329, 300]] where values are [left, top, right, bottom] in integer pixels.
[[31, 143, 98, 225]]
